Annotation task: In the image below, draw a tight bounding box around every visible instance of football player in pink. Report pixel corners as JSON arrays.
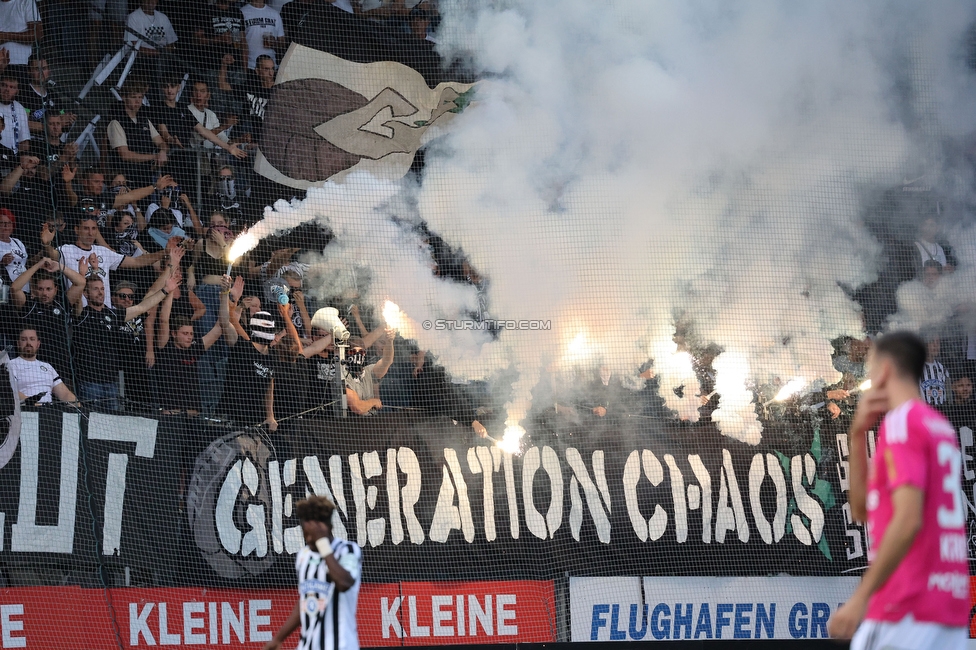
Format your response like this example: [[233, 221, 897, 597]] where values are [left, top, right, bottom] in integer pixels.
[[828, 331, 968, 649]]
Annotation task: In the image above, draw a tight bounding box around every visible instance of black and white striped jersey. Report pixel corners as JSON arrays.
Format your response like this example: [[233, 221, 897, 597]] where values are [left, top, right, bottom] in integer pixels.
[[295, 538, 362, 650], [920, 361, 950, 406]]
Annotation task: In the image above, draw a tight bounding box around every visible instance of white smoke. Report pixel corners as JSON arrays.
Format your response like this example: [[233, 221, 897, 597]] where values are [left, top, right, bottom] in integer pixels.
[[247, 0, 976, 444]]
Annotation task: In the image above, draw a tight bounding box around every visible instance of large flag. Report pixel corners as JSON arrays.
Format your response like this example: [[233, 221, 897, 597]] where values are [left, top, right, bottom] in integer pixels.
[[254, 44, 475, 189]]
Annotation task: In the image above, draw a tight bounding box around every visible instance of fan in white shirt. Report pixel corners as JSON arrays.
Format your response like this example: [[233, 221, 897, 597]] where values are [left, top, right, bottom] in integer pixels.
[[0, 0, 41, 65], [125, 0, 178, 52], [9, 328, 77, 404]]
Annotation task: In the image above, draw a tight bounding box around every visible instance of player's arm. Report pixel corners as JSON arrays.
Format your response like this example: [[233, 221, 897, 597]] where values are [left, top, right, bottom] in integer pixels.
[[846, 388, 888, 523], [828, 485, 923, 639], [322, 547, 356, 592], [262, 599, 301, 650]]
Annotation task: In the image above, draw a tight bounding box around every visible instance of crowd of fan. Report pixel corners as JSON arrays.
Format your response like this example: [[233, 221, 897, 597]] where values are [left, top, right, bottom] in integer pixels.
[[0, 0, 970, 440]]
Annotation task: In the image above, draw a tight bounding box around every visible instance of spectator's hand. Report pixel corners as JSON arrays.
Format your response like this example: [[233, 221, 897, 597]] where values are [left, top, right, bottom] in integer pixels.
[[41, 222, 56, 246], [350, 303, 360, 318], [63, 112, 78, 129], [229, 144, 247, 159], [0, 253, 12, 266], [164, 272, 180, 294], [210, 227, 227, 248], [165, 235, 182, 252], [826, 389, 849, 401], [220, 274, 233, 292], [278, 301, 292, 319], [384, 327, 396, 342], [156, 150, 167, 167], [264, 416, 278, 432], [146, 347, 156, 369], [221, 53, 236, 66], [292, 289, 304, 305], [61, 163, 77, 184], [472, 421, 488, 438], [39, 258, 60, 273], [223, 114, 239, 128], [18, 155, 39, 173], [0, 48, 9, 72], [827, 402, 841, 420], [156, 175, 177, 190], [168, 244, 185, 266], [179, 193, 193, 207], [230, 275, 244, 302], [77, 255, 89, 276], [593, 406, 607, 417], [62, 142, 79, 159]]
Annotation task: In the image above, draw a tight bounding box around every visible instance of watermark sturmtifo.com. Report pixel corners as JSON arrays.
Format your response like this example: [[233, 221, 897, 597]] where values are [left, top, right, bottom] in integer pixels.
[[422, 319, 552, 331]]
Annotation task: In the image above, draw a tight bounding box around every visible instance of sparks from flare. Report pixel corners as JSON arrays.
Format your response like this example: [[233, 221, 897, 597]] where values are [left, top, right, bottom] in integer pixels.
[[498, 424, 525, 455], [858, 379, 871, 391], [773, 378, 807, 402], [383, 300, 404, 332], [227, 231, 259, 264]]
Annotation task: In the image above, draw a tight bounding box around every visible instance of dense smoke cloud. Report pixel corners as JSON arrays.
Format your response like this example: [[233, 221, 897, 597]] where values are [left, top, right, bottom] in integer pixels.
[[252, 0, 976, 444]]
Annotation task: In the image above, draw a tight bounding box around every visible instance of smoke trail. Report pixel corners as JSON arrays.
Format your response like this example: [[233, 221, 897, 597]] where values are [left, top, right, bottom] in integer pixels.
[[245, 0, 976, 444]]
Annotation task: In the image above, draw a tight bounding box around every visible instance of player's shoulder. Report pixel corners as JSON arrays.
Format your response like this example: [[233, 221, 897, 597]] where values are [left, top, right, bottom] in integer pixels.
[[333, 537, 362, 558], [897, 400, 956, 443]]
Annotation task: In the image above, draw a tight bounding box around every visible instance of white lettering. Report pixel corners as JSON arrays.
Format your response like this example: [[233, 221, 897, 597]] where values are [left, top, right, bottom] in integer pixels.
[[940, 533, 967, 563], [408, 595, 430, 636], [88, 414, 158, 556], [432, 595, 453, 636], [387, 449, 403, 544], [687, 455, 713, 543], [927, 572, 969, 599], [222, 602, 245, 644], [565, 448, 612, 543], [497, 595, 517, 635], [791, 454, 824, 545], [249, 600, 272, 642], [469, 595, 493, 636], [381, 597, 403, 638], [1, 605, 26, 649], [716, 449, 749, 543], [522, 446, 563, 540], [398, 447, 425, 544], [129, 603, 155, 646], [183, 602, 206, 645], [11, 413, 80, 553], [362, 451, 386, 547], [158, 603, 181, 645]]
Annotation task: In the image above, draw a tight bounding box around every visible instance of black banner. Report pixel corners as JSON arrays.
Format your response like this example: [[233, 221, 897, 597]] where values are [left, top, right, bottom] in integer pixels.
[[7, 407, 967, 589]]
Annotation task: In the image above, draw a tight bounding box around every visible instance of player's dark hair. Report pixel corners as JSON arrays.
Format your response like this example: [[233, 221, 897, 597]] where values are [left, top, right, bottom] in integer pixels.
[[295, 496, 335, 524], [873, 331, 927, 383]]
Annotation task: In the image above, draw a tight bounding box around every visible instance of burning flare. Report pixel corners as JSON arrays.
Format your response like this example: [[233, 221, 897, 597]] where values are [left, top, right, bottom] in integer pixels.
[[383, 300, 404, 332], [773, 378, 807, 402], [227, 231, 259, 263], [498, 424, 525, 455]]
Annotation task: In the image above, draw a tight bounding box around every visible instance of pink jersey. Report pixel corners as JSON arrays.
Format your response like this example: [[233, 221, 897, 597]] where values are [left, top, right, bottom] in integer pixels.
[[865, 399, 969, 626]]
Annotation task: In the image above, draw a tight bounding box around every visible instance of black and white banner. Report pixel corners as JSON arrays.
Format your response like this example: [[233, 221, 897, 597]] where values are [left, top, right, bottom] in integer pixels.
[[5, 408, 969, 587]]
